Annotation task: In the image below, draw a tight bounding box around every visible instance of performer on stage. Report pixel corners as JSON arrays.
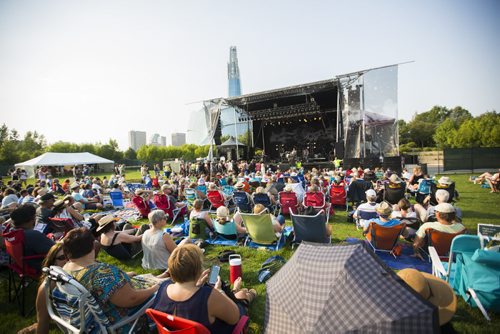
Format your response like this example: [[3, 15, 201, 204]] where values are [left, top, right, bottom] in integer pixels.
[[302, 147, 309, 163]]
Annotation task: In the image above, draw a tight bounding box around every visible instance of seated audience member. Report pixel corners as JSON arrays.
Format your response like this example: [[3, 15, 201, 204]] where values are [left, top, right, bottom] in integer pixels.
[[414, 189, 462, 222], [1, 187, 19, 211], [70, 182, 103, 210], [62, 228, 159, 333], [51, 178, 66, 195], [214, 206, 247, 239], [391, 198, 418, 221], [21, 187, 36, 205], [189, 199, 214, 230], [413, 203, 465, 259], [153, 244, 255, 334], [253, 203, 284, 233], [353, 189, 379, 229], [109, 183, 122, 193], [98, 215, 148, 260], [35, 193, 56, 233], [487, 170, 500, 193], [7, 205, 54, 271], [132, 188, 154, 218], [407, 166, 424, 191], [61, 179, 71, 193], [142, 210, 190, 270], [154, 184, 186, 219], [363, 201, 402, 233], [52, 198, 90, 229]]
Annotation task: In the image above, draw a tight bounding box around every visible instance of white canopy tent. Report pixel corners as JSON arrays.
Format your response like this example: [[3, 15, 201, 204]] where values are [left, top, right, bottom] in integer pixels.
[[15, 152, 114, 178]]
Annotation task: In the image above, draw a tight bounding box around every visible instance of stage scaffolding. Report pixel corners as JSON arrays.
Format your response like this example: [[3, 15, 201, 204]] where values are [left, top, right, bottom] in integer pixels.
[[200, 64, 402, 162]]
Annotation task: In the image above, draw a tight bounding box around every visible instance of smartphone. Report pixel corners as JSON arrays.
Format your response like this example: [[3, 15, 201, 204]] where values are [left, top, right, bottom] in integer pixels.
[[208, 265, 220, 286]]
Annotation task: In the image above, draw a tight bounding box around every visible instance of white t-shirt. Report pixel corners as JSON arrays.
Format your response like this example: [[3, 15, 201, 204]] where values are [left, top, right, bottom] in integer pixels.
[[141, 229, 170, 270]]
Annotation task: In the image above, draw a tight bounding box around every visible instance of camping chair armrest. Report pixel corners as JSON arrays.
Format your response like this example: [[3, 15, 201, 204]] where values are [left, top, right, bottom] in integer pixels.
[[110, 293, 157, 333], [428, 246, 447, 277], [232, 315, 249, 334]]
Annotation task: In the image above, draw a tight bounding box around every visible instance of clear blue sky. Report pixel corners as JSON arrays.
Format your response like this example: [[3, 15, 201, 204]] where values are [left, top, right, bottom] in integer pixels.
[[1, 0, 499, 149]]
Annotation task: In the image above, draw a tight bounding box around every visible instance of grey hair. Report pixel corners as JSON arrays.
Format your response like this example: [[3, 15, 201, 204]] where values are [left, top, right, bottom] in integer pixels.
[[435, 189, 450, 203], [148, 209, 166, 226]]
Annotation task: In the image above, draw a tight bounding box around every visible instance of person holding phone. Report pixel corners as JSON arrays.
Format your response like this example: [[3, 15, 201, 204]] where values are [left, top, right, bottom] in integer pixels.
[[152, 244, 255, 334]]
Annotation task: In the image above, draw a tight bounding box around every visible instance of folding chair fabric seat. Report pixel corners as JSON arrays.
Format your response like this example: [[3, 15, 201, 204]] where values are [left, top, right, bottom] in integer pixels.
[[207, 190, 227, 210], [233, 191, 253, 213], [383, 183, 406, 205], [329, 184, 347, 207], [426, 228, 466, 261], [3, 228, 46, 315], [290, 210, 330, 247], [189, 218, 210, 240], [278, 191, 298, 215], [365, 222, 406, 257], [240, 210, 283, 250], [109, 191, 125, 208]]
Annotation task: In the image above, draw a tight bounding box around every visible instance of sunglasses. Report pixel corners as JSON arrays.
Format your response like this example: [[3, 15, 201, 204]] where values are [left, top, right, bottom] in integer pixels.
[[55, 255, 67, 261]]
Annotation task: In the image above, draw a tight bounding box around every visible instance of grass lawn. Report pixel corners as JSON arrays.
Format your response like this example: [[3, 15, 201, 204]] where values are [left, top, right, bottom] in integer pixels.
[[0, 174, 499, 333]]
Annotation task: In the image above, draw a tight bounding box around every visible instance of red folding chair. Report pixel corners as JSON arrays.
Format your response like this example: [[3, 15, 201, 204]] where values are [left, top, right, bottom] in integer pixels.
[[207, 190, 228, 211], [3, 229, 46, 315], [146, 309, 249, 334], [426, 228, 466, 261], [278, 191, 299, 215]]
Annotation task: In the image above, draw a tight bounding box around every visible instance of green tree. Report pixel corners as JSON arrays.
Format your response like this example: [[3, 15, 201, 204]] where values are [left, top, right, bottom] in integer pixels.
[[124, 148, 137, 160], [433, 118, 458, 148]]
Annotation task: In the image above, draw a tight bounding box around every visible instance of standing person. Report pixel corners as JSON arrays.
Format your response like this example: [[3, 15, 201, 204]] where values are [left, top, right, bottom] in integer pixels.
[[19, 169, 28, 187]]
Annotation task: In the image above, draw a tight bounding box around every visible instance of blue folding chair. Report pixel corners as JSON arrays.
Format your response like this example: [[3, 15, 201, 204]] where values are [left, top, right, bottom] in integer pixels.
[[109, 191, 124, 209], [233, 191, 253, 213]]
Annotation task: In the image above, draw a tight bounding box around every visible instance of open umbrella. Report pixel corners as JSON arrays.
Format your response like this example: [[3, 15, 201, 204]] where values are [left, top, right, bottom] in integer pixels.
[[264, 243, 438, 333]]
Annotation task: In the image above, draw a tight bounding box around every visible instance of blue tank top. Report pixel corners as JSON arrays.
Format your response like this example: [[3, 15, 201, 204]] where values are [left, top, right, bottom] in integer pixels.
[[152, 280, 234, 334]]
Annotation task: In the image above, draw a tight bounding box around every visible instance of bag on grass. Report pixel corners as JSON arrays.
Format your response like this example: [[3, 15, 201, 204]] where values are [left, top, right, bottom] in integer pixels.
[[258, 255, 286, 283]]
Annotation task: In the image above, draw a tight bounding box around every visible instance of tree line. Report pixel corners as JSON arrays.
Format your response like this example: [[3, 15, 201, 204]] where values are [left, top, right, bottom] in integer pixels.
[[398, 106, 499, 152], [0, 123, 210, 166]]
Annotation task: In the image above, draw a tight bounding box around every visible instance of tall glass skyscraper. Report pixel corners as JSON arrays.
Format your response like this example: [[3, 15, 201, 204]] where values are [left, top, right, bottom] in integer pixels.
[[228, 46, 241, 97]]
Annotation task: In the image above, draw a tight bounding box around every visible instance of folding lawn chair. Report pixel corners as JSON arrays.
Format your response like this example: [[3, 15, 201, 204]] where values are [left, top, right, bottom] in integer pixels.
[[146, 308, 249, 334], [429, 234, 481, 283], [429, 182, 456, 206], [290, 209, 330, 248], [44, 266, 155, 333], [207, 190, 230, 212], [355, 209, 378, 230], [184, 188, 197, 207], [212, 219, 239, 244], [3, 228, 46, 316], [252, 193, 276, 215], [189, 218, 210, 241], [425, 228, 466, 262], [365, 222, 406, 258], [240, 209, 284, 251], [233, 191, 253, 213], [415, 179, 432, 204], [329, 183, 348, 211], [278, 191, 299, 216]]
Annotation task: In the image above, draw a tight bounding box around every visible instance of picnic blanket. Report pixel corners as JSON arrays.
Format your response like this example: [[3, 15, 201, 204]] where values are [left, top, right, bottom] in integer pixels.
[[345, 238, 432, 273]]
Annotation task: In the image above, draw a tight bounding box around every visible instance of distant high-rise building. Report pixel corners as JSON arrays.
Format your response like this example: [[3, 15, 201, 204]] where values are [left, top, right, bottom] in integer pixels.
[[160, 136, 167, 146], [128, 130, 146, 151], [171, 133, 186, 147], [149, 133, 162, 146], [228, 46, 241, 97]]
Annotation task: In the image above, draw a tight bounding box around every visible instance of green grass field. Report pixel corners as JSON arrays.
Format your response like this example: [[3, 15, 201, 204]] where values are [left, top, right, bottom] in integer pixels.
[[0, 174, 499, 333]]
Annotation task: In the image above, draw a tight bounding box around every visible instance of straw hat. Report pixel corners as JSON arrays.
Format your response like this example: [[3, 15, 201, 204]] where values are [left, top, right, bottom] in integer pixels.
[[389, 174, 403, 183], [397, 269, 457, 325], [70, 182, 80, 190], [284, 184, 293, 192], [235, 182, 245, 189], [96, 215, 119, 232], [134, 188, 145, 196], [53, 199, 66, 210], [438, 176, 452, 185], [376, 201, 393, 216]]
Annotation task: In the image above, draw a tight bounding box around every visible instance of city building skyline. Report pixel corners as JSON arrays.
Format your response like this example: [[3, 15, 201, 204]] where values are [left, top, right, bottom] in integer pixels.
[[171, 133, 186, 147], [128, 130, 146, 151], [228, 46, 241, 97]]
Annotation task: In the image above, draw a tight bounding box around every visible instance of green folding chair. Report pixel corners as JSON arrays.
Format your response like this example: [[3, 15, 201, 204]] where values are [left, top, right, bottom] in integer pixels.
[[189, 218, 209, 241], [240, 209, 283, 250]]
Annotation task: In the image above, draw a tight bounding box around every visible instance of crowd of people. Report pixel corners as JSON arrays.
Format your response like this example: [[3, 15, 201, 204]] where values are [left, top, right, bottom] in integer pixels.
[[1, 160, 489, 332]]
